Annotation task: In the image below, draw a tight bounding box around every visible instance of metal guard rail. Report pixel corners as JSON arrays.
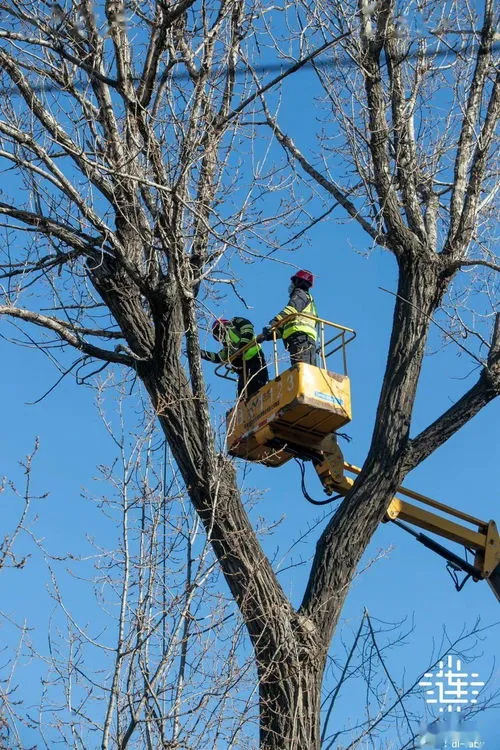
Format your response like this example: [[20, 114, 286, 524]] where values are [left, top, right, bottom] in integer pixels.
[[213, 314, 356, 382]]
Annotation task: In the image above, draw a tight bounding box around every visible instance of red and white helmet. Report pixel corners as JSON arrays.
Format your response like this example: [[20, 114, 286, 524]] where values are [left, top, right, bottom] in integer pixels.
[[212, 318, 230, 341], [291, 269, 314, 287]]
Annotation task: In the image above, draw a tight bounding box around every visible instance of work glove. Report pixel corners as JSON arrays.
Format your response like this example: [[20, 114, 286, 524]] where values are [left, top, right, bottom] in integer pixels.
[[261, 326, 273, 341]]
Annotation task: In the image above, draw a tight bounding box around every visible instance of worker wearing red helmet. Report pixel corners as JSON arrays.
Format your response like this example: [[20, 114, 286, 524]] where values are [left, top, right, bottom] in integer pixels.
[[263, 269, 317, 366], [201, 317, 268, 399]]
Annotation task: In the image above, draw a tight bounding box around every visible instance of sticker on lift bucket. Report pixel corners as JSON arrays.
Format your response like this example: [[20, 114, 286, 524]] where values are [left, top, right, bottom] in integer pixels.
[[314, 390, 344, 406]]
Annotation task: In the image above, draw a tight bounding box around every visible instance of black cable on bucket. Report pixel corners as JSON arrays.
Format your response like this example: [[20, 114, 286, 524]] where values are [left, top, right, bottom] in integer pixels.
[[295, 459, 343, 506]]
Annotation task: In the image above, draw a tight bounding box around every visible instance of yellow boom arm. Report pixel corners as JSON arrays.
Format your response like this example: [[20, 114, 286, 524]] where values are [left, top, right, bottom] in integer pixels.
[[314, 454, 500, 602]]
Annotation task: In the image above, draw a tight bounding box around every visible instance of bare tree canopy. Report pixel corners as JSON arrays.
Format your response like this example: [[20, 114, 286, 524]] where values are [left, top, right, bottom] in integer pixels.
[[0, 0, 498, 747]]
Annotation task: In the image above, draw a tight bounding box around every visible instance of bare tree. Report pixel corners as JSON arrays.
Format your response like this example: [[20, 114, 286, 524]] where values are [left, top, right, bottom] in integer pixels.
[[0, 0, 498, 748], [318, 612, 499, 750], [0, 443, 43, 750], [22, 393, 258, 749], [5, 443, 495, 749]]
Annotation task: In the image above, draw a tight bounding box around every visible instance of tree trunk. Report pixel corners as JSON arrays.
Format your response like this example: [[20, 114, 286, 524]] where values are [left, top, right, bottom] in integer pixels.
[[258, 654, 324, 750]]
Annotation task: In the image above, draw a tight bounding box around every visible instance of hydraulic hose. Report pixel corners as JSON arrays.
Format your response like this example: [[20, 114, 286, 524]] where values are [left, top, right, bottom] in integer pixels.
[[295, 459, 343, 506]]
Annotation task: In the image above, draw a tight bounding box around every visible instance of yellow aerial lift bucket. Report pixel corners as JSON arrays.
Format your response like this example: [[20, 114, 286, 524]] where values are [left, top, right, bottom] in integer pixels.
[[218, 316, 356, 466], [214, 313, 500, 601], [227, 363, 351, 465]]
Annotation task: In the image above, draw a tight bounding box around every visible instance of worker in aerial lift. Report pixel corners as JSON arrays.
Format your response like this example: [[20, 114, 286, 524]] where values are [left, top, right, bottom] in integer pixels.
[[201, 317, 269, 399], [262, 269, 318, 365]]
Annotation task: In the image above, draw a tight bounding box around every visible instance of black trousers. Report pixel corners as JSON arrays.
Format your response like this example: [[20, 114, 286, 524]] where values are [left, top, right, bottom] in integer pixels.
[[285, 332, 317, 366], [237, 351, 269, 399]]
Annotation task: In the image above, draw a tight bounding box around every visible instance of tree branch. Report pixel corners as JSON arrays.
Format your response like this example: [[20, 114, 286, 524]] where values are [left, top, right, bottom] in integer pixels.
[[450, 257, 500, 274], [137, 0, 198, 107], [0, 249, 83, 280], [361, 1, 423, 253], [402, 312, 500, 472], [385, 25, 426, 242], [262, 103, 382, 244], [222, 32, 352, 127], [449, 69, 500, 256], [0, 48, 116, 201], [0, 306, 135, 366], [0, 201, 107, 257], [0, 121, 114, 237], [448, 0, 497, 243], [0, 29, 119, 87]]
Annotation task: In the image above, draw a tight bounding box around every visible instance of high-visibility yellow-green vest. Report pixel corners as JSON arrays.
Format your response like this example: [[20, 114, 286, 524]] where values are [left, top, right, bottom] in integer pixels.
[[227, 319, 262, 361], [281, 294, 318, 341]]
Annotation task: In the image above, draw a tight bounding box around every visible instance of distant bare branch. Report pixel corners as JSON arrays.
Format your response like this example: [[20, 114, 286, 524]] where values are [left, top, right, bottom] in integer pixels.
[[0, 306, 135, 365], [403, 313, 500, 471]]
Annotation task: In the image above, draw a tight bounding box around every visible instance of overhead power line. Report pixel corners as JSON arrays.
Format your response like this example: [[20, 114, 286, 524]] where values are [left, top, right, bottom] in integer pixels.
[[0, 39, 497, 98]]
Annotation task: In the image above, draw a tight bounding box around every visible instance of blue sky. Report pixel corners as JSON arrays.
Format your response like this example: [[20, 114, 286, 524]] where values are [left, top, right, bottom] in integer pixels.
[[1, 3, 499, 746], [2, 216, 498, 747]]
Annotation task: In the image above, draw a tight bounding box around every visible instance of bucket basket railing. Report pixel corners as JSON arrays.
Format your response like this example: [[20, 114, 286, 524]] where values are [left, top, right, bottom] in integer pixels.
[[214, 315, 356, 388]]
